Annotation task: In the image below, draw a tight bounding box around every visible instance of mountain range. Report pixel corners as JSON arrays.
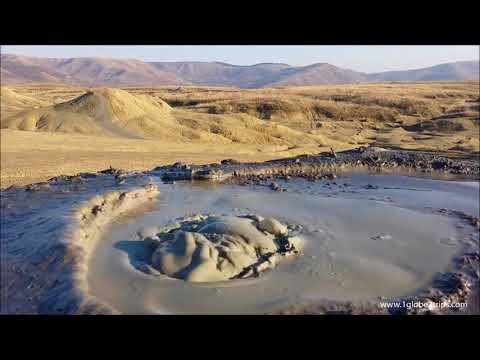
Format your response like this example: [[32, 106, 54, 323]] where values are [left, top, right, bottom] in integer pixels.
[[1, 54, 478, 88]]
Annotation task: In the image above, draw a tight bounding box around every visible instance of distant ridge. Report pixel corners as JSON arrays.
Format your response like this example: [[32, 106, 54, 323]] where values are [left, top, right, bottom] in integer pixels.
[[368, 61, 479, 82], [1, 54, 478, 88]]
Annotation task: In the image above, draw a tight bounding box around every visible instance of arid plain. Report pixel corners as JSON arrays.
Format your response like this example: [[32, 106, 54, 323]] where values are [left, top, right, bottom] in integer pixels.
[[1, 81, 479, 188]]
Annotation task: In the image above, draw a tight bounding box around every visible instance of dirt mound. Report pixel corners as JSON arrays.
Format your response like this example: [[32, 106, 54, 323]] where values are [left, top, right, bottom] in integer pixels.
[[64, 88, 172, 120], [1, 87, 49, 118], [1, 88, 178, 139], [1, 88, 340, 148]]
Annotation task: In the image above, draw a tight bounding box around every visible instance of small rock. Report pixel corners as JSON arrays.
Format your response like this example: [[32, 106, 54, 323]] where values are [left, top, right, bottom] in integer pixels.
[[269, 182, 280, 191]]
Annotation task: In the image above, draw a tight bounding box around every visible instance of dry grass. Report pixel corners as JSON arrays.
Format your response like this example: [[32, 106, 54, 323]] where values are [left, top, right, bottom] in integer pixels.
[[125, 82, 479, 133], [0, 129, 322, 188], [1, 82, 478, 187]]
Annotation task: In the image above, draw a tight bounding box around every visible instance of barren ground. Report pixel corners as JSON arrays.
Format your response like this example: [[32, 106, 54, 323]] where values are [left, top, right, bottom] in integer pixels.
[[1, 82, 478, 188]]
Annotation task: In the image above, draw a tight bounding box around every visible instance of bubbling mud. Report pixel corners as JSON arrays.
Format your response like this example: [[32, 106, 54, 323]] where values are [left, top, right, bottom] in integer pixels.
[[139, 214, 302, 282], [84, 175, 479, 314]]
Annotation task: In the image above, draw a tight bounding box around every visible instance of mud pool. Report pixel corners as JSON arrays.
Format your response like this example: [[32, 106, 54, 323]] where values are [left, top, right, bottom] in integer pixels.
[[86, 174, 479, 314]]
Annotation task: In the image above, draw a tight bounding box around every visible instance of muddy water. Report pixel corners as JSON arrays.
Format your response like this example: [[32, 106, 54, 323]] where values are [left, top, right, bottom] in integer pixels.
[[88, 175, 479, 314]]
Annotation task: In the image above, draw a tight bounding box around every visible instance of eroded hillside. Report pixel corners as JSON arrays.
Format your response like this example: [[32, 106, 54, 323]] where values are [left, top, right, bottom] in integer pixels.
[[1, 82, 478, 187], [3, 82, 479, 153]]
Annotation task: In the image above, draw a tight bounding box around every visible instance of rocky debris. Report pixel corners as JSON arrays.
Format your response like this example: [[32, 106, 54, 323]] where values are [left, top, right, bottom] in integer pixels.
[[99, 166, 128, 177], [161, 167, 193, 181], [452, 211, 480, 229], [269, 182, 280, 191], [79, 172, 98, 179], [232, 171, 341, 190], [458, 252, 480, 268], [7, 147, 478, 194], [25, 182, 50, 192], [436, 209, 480, 230], [269, 182, 286, 192], [47, 174, 81, 184], [273, 300, 388, 315], [194, 169, 226, 181], [210, 148, 478, 187], [385, 268, 476, 315], [206, 162, 222, 168], [171, 161, 188, 168], [161, 164, 229, 182], [221, 159, 241, 165], [431, 160, 449, 170], [364, 146, 389, 153]]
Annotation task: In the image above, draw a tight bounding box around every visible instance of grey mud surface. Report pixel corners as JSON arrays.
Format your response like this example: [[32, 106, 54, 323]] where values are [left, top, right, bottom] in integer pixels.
[[1, 148, 479, 314]]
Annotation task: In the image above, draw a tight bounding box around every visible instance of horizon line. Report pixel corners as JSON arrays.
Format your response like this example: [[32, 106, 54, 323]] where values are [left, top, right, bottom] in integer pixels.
[[2, 52, 478, 74]]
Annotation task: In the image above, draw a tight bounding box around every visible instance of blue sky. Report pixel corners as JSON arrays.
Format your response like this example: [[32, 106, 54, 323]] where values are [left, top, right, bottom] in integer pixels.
[[1, 45, 478, 73]]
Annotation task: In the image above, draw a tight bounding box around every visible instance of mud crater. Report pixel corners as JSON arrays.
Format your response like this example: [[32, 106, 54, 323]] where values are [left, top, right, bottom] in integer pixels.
[[2, 148, 479, 314]]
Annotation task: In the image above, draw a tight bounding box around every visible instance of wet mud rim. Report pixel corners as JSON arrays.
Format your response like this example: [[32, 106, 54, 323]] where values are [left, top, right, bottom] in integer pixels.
[[1, 147, 479, 314]]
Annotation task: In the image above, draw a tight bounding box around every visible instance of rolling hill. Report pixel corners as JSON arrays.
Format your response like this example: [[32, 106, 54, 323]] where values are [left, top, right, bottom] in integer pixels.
[[1, 54, 478, 88], [1, 87, 336, 147], [368, 61, 479, 82], [0, 54, 187, 87]]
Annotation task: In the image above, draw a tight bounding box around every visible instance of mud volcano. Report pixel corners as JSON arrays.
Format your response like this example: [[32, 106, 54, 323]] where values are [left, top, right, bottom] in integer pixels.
[[140, 214, 302, 282], [1, 148, 479, 314]]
